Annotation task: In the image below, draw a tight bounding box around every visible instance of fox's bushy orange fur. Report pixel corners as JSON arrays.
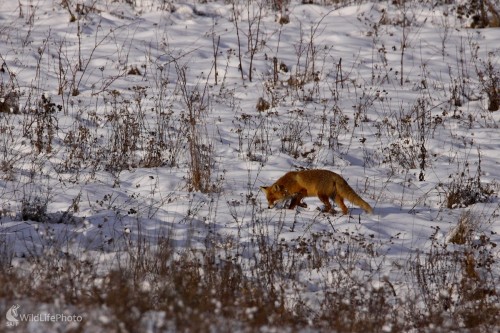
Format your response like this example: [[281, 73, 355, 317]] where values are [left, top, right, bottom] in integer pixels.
[[260, 169, 373, 215]]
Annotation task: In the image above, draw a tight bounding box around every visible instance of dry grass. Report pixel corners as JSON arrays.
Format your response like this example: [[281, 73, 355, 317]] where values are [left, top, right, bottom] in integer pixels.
[[1, 221, 498, 332]]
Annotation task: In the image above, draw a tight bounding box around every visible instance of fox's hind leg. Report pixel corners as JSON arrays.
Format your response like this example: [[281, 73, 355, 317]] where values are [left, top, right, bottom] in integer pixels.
[[334, 195, 349, 215], [318, 193, 332, 213]]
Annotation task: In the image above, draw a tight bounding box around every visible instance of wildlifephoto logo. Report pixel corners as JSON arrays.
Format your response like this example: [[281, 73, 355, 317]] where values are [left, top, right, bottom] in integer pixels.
[[6, 305, 19, 327], [5, 304, 83, 328]]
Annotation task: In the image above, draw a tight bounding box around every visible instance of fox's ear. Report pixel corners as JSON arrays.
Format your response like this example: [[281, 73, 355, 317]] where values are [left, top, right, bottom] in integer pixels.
[[272, 184, 283, 192]]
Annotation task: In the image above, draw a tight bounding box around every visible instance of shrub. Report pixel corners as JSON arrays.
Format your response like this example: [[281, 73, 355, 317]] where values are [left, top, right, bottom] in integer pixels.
[[441, 155, 495, 209]]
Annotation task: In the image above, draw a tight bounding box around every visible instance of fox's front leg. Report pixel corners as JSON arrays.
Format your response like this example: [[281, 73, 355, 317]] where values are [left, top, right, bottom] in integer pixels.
[[297, 200, 308, 208], [289, 190, 307, 209]]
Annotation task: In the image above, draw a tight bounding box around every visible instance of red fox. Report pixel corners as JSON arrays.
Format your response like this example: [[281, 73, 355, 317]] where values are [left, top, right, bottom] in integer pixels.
[[260, 169, 373, 215]]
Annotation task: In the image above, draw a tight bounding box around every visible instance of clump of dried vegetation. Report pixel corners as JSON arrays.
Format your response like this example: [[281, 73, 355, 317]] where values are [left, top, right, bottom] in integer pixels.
[[0, 221, 498, 332]]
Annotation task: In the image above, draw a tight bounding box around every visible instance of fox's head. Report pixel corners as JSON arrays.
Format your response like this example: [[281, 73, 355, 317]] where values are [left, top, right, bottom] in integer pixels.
[[260, 184, 288, 208]]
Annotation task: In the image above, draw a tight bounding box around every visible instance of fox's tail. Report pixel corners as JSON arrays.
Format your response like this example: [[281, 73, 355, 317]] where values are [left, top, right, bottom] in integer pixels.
[[336, 179, 373, 214]]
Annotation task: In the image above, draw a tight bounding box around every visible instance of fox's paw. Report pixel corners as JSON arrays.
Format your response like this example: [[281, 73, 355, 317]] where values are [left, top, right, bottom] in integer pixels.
[[317, 207, 337, 214]]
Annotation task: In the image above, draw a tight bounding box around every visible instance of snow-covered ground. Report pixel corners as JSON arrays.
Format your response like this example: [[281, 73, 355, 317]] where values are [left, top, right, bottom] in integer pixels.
[[1, 0, 499, 331]]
